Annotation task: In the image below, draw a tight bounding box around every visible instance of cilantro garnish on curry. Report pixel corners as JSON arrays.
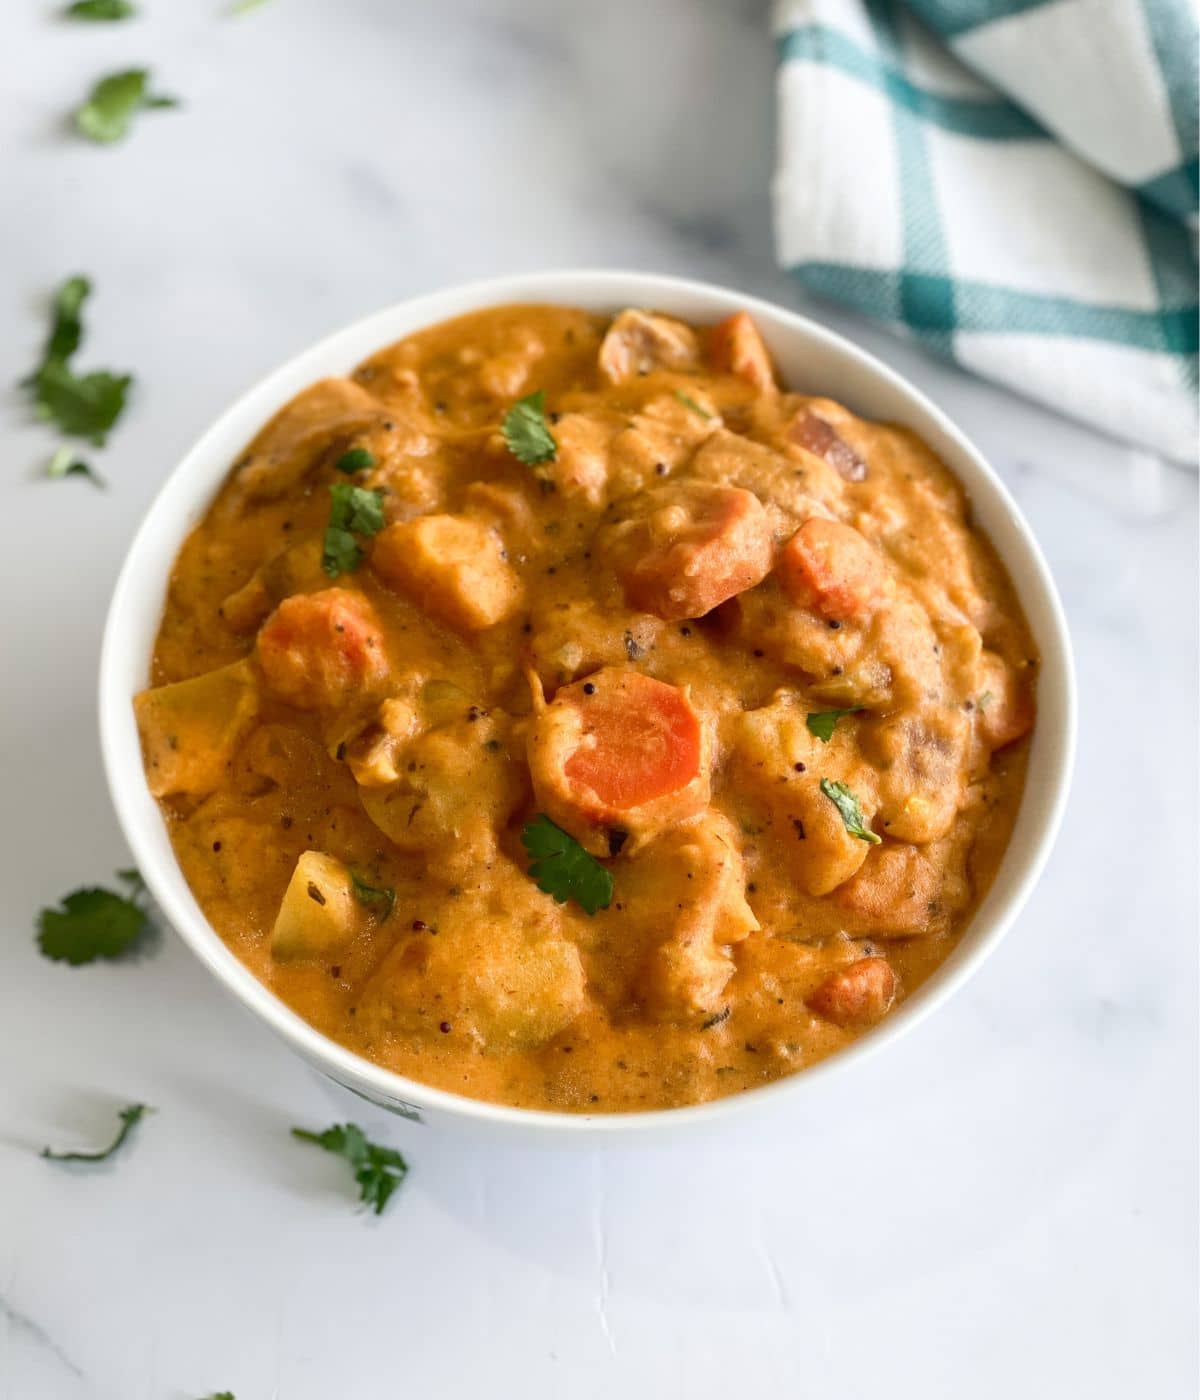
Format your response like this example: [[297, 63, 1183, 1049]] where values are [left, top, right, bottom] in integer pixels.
[[134, 304, 1036, 1112]]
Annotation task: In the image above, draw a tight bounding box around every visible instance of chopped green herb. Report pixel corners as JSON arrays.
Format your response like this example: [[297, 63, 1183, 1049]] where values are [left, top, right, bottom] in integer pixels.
[[66, 0, 136, 17], [350, 871, 394, 920], [200, 1393, 235, 1400], [24, 276, 133, 446], [33, 360, 131, 445], [322, 482, 386, 578], [502, 390, 557, 466], [230, 0, 273, 12], [334, 447, 376, 475], [32, 275, 90, 370], [37, 868, 149, 965], [806, 707, 863, 744], [977, 690, 994, 711], [41, 1103, 150, 1162], [74, 69, 178, 144], [291, 1123, 408, 1215], [47, 445, 105, 487], [521, 814, 613, 916], [673, 389, 713, 419], [819, 778, 880, 845]]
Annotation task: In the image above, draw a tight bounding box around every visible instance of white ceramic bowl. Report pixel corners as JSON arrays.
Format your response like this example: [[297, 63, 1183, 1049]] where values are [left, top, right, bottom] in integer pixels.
[[100, 270, 1076, 1142]]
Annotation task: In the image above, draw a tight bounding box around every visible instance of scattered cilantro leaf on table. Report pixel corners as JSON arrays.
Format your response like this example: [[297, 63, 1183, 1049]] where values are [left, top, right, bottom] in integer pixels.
[[350, 871, 394, 920], [231, 0, 273, 13], [34, 360, 131, 444], [66, 0, 136, 18], [521, 814, 614, 915], [291, 1123, 408, 1215], [24, 274, 133, 446], [75, 69, 178, 144], [41, 1103, 150, 1162], [322, 482, 386, 578], [37, 868, 149, 964], [819, 778, 881, 845], [806, 707, 863, 744], [47, 444, 105, 487], [502, 390, 557, 466]]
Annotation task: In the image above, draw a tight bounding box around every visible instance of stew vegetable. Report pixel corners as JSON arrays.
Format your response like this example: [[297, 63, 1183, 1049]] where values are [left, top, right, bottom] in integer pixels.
[[136, 304, 1036, 1111]]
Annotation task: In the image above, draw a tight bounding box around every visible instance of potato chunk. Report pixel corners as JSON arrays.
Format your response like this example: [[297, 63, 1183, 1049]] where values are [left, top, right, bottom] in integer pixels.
[[372, 514, 521, 631], [358, 881, 587, 1050], [732, 693, 877, 896], [134, 659, 259, 799], [629, 812, 759, 1021], [271, 851, 365, 961], [598, 309, 699, 383]]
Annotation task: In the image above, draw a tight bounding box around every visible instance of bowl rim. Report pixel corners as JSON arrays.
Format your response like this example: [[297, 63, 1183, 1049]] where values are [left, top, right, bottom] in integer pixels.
[[99, 268, 1077, 1135]]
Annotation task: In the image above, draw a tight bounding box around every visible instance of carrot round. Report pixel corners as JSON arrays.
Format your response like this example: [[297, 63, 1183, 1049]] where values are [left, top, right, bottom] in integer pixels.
[[563, 671, 701, 809], [527, 667, 710, 854], [778, 517, 886, 620]]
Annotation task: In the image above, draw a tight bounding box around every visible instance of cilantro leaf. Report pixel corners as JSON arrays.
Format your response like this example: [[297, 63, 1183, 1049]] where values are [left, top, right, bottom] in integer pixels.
[[33, 275, 90, 371], [37, 871, 149, 964], [322, 482, 386, 578], [74, 69, 178, 144], [23, 275, 134, 447], [41, 1103, 150, 1162], [201, 1393, 236, 1400], [521, 814, 613, 916], [66, 0, 136, 17], [335, 447, 376, 475], [502, 390, 557, 466], [806, 707, 863, 744], [673, 389, 713, 419], [231, 0, 273, 12], [819, 778, 881, 845], [33, 360, 131, 445], [350, 871, 394, 920], [47, 445, 105, 487], [291, 1122, 408, 1215]]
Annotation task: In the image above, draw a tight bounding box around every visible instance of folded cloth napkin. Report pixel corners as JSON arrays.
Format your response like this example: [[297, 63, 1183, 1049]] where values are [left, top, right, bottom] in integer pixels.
[[773, 0, 1198, 464]]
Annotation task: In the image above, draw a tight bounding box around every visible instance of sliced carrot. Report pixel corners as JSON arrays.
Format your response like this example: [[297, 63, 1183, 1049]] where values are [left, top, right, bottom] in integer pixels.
[[527, 667, 710, 852], [778, 517, 886, 620], [257, 588, 389, 710], [710, 311, 776, 392], [563, 671, 701, 809], [807, 955, 897, 1028], [607, 480, 775, 622]]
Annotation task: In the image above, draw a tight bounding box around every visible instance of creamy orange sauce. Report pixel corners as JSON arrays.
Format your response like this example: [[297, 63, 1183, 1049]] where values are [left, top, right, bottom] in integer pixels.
[[137, 304, 1035, 1112]]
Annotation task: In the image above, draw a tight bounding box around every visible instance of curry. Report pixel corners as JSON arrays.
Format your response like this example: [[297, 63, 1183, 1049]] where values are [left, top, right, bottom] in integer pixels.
[[135, 304, 1036, 1112]]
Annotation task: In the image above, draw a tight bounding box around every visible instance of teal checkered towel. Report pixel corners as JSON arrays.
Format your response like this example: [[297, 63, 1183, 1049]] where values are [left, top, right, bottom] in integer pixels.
[[774, 0, 1198, 464]]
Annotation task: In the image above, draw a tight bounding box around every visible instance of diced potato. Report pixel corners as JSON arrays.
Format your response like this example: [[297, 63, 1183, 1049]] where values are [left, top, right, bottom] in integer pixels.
[[372, 514, 521, 632], [358, 883, 587, 1049], [134, 660, 259, 799], [271, 851, 364, 961], [732, 694, 876, 896], [598, 309, 699, 383]]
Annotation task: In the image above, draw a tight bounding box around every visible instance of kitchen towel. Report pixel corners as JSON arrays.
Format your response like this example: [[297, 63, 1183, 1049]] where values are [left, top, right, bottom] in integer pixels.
[[773, 0, 1198, 464]]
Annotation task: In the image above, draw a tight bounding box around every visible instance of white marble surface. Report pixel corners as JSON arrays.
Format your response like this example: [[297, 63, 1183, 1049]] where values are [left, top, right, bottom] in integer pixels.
[[1, 2, 1196, 1397]]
